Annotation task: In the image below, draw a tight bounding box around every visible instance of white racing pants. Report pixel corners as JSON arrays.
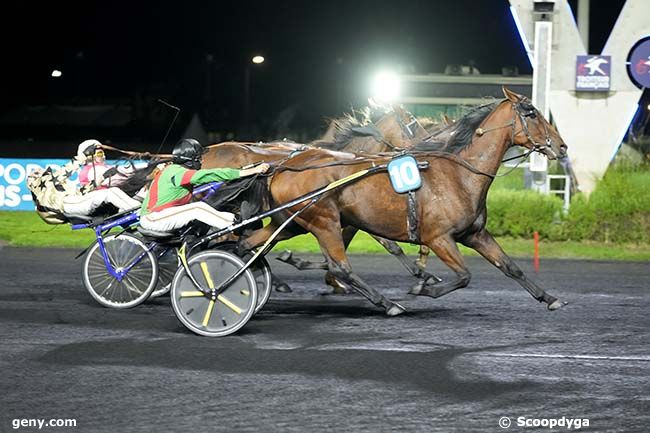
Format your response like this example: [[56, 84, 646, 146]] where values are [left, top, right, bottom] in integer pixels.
[[139, 202, 235, 233], [63, 188, 141, 216]]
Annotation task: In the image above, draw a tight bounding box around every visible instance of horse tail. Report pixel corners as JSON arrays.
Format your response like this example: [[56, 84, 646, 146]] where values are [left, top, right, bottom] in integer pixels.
[[118, 160, 166, 196]]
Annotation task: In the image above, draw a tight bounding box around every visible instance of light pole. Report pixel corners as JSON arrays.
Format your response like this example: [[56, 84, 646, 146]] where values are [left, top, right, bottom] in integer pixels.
[[243, 55, 265, 126]]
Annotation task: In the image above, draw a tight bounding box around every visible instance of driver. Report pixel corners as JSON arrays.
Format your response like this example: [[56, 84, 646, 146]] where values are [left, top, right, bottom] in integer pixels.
[[27, 139, 143, 223], [78, 140, 138, 189], [138, 138, 269, 233]]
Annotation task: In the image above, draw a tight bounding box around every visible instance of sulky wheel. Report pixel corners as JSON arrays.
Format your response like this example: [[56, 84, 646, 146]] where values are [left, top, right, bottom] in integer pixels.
[[149, 246, 178, 299], [215, 242, 272, 313], [170, 250, 258, 337], [82, 233, 158, 309], [250, 256, 272, 313]]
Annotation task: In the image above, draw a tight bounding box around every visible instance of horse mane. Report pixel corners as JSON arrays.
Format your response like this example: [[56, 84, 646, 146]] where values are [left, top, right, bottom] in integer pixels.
[[202, 175, 267, 220], [413, 100, 500, 153], [118, 160, 163, 196], [312, 107, 375, 151]]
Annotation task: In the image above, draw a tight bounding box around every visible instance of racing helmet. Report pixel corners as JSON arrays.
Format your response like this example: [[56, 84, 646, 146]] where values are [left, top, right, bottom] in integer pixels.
[[77, 139, 103, 159], [172, 138, 203, 169]]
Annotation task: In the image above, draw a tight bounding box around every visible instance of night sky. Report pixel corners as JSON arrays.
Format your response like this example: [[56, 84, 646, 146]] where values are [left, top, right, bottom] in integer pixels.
[[0, 0, 627, 146]]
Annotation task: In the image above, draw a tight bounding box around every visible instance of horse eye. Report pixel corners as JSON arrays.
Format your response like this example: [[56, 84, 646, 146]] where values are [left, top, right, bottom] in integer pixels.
[[525, 111, 537, 118]]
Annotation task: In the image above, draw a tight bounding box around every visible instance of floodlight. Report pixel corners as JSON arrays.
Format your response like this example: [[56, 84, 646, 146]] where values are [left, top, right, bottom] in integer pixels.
[[371, 71, 400, 103]]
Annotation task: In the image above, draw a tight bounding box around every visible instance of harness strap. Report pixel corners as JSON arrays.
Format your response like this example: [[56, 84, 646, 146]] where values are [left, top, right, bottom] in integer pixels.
[[407, 190, 419, 243]]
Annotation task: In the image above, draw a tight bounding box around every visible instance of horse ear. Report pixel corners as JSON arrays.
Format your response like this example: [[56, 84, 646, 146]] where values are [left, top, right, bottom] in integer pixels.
[[502, 86, 522, 102]]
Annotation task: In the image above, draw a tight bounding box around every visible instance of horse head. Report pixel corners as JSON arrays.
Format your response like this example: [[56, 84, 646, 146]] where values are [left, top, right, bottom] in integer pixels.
[[361, 104, 429, 151], [390, 104, 431, 142], [502, 87, 567, 160]]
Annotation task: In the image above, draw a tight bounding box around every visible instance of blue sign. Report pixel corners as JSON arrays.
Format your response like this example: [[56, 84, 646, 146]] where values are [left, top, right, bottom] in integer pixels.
[[0, 158, 129, 211], [387, 156, 422, 193], [0, 159, 76, 211], [576, 55, 611, 91], [627, 37, 650, 89]]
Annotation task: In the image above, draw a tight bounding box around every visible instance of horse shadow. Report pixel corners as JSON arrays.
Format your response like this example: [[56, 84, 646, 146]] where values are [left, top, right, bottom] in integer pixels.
[[39, 332, 558, 403]]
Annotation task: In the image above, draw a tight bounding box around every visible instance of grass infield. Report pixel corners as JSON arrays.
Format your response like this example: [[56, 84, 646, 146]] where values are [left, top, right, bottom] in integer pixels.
[[1, 211, 649, 261]]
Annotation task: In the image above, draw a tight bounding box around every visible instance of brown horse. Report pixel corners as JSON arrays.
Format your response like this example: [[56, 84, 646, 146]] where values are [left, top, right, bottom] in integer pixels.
[[238, 88, 567, 315], [202, 105, 439, 291], [273, 103, 441, 278], [273, 103, 462, 278]]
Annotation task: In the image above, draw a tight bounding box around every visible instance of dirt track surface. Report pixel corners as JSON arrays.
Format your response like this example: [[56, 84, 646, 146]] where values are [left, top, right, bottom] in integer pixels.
[[0, 247, 648, 432]]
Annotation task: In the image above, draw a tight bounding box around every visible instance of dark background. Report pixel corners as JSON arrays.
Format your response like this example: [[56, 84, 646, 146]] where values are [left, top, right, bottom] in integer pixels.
[[0, 0, 628, 155]]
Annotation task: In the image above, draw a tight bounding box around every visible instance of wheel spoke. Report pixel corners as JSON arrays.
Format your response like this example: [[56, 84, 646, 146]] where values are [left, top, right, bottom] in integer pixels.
[[199, 262, 215, 288], [202, 300, 215, 327], [90, 274, 114, 288], [98, 279, 116, 298], [217, 294, 242, 315], [123, 269, 150, 288]]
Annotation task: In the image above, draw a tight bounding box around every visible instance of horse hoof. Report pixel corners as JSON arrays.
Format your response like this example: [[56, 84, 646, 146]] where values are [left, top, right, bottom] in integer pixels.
[[330, 286, 349, 295], [386, 302, 407, 317], [547, 300, 566, 311], [274, 283, 292, 293], [409, 281, 425, 296], [276, 250, 293, 263], [326, 276, 350, 295]]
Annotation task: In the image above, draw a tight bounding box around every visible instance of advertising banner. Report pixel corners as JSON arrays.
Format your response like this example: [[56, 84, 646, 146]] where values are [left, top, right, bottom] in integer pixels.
[[627, 37, 650, 88], [576, 55, 611, 91], [0, 158, 128, 211]]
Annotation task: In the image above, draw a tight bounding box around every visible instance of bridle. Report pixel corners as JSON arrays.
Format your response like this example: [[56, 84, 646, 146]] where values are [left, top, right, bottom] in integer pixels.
[[398, 110, 423, 140], [473, 99, 559, 166], [509, 99, 558, 159], [366, 108, 425, 151]]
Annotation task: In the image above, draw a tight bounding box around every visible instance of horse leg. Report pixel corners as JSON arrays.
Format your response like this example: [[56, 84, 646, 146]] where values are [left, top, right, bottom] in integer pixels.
[[276, 250, 352, 293], [461, 229, 564, 310], [276, 226, 361, 294], [238, 224, 296, 293], [275, 250, 328, 270], [309, 225, 406, 316], [369, 236, 442, 294], [274, 226, 358, 271], [324, 226, 359, 293], [415, 245, 431, 271], [409, 235, 471, 299]]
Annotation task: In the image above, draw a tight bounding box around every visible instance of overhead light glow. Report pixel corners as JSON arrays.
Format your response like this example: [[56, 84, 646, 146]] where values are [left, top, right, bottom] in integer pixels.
[[252, 56, 265, 64], [51, 69, 62, 78], [371, 71, 400, 103]]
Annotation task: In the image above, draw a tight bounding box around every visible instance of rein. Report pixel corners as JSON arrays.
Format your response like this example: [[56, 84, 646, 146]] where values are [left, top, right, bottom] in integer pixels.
[[266, 150, 499, 179], [100, 144, 172, 160], [239, 99, 555, 181]]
